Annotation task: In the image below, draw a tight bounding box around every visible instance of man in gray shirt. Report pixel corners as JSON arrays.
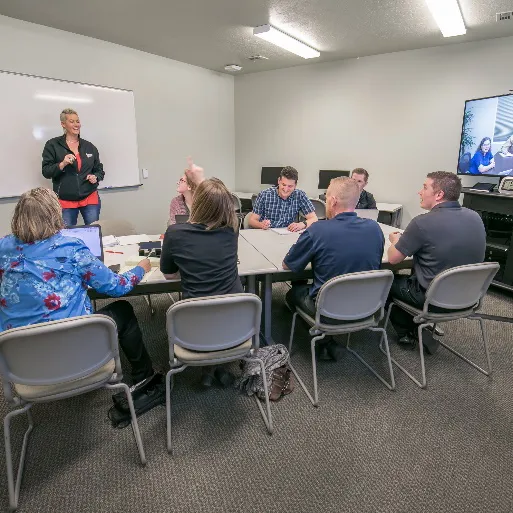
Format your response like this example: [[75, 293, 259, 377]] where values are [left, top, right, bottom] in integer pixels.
[[387, 171, 486, 352]]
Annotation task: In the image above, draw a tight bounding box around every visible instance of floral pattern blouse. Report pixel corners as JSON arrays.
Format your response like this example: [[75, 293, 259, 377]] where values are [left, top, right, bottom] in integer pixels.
[[0, 232, 144, 332]]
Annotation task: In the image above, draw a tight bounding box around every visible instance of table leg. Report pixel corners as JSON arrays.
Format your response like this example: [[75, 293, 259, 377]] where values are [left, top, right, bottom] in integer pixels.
[[262, 274, 274, 345], [246, 275, 256, 294]]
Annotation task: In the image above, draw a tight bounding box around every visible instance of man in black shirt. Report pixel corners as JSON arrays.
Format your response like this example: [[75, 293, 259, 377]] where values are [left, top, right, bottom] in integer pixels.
[[351, 168, 377, 209], [387, 171, 486, 352]]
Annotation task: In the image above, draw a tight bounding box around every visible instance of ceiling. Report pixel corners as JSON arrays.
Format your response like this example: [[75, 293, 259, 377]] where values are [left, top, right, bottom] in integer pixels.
[[1, 0, 512, 74]]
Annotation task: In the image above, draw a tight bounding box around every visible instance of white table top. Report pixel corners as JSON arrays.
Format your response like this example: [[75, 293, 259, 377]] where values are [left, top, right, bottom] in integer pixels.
[[376, 202, 402, 213], [103, 233, 277, 283], [239, 222, 405, 272]]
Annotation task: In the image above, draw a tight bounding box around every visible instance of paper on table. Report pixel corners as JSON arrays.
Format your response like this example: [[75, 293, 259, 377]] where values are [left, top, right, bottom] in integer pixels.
[[102, 235, 119, 247], [270, 227, 305, 235], [116, 234, 154, 245]]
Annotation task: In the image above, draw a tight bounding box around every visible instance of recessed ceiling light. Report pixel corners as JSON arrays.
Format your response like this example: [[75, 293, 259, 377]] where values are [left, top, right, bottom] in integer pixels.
[[248, 55, 269, 61], [253, 24, 320, 59], [425, 0, 466, 37], [224, 64, 243, 72]]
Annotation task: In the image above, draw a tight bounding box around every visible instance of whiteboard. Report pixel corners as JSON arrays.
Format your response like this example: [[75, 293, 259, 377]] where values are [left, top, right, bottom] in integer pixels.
[[0, 70, 140, 198]]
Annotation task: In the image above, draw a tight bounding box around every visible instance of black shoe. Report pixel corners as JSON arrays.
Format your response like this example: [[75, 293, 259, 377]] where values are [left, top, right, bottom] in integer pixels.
[[201, 373, 214, 387], [397, 334, 416, 348], [214, 368, 235, 388], [426, 324, 444, 337], [316, 343, 330, 361], [326, 340, 343, 362]]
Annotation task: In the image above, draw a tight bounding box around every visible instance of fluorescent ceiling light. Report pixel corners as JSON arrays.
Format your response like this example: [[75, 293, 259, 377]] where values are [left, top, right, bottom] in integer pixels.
[[425, 0, 466, 37], [253, 25, 320, 59], [34, 94, 93, 103]]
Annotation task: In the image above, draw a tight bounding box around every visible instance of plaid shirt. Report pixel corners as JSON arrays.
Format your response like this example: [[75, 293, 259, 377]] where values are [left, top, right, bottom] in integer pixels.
[[253, 187, 315, 228]]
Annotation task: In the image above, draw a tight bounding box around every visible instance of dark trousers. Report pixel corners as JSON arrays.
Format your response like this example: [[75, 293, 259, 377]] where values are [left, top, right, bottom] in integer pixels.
[[96, 300, 154, 383], [286, 283, 316, 317], [388, 275, 426, 337]]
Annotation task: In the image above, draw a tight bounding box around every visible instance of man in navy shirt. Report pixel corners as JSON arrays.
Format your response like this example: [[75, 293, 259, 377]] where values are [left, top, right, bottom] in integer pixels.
[[283, 177, 384, 360], [250, 166, 318, 231]]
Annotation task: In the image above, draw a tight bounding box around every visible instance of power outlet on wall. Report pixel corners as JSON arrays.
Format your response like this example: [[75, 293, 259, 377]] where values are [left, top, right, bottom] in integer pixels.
[[142, 168, 149, 179]]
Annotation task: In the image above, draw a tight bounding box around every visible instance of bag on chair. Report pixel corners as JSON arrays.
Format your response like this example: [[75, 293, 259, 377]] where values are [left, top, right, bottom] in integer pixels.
[[235, 344, 294, 401]]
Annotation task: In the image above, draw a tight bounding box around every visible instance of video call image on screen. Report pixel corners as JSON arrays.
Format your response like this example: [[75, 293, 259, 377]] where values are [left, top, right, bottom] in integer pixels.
[[458, 94, 513, 177], [61, 226, 102, 258]]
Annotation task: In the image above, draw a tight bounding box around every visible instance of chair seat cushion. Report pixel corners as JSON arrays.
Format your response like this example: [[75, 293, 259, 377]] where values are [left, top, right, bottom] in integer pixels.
[[174, 339, 252, 363], [14, 359, 116, 401]]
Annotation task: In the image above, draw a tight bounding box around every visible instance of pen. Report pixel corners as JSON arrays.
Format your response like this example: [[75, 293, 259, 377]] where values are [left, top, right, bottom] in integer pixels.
[[105, 250, 124, 254]]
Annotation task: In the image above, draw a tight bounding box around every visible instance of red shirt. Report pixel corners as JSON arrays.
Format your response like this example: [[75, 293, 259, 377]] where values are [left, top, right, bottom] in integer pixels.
[[58, 153, 99, 208]]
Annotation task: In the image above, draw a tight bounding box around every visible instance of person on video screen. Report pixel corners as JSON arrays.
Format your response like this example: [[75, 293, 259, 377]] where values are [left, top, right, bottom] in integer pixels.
[[500, 135, 513, 157], [468, 137, 495, 175]]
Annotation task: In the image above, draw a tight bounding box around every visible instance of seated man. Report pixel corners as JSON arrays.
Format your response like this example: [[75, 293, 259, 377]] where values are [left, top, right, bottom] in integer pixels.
[[282, 177, 384, 360], [351, 168, 377, 209], [249, 166, 318, 231], [387, 171, 486, 352]]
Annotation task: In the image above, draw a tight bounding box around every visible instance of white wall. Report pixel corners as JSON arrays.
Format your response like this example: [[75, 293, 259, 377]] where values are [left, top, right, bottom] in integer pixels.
[[234, 36, 513, 226], [0, 15, 234, 235]]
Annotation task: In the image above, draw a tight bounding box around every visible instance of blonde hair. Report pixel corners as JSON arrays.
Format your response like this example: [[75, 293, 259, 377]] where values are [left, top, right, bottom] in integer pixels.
[[12, 188, 64, 243], [327, 176, 360, 210], [183, 170, 197, 193], [189, 178, 239, 232], [60, 108, 78, 123]]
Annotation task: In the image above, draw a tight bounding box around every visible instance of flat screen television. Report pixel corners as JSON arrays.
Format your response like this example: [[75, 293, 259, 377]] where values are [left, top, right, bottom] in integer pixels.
[[261, 166, 284, 185], [457, 93, 513, 177], [318, 170, 350, 189]]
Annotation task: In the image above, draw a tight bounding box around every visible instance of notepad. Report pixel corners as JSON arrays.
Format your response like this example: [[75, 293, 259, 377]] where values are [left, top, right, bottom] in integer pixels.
[[270, 227, 305, 235], [102, 235, 119, 247]]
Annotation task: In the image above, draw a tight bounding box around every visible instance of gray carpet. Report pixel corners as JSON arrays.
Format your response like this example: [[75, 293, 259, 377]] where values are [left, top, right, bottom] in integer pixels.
[[2, 285, 513, 513]]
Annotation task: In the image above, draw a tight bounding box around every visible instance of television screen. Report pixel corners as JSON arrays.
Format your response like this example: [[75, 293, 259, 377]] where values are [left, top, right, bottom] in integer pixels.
[[261, 166, 284, 185], [318, 170, 350, 189], [457, 93, 513, 177]]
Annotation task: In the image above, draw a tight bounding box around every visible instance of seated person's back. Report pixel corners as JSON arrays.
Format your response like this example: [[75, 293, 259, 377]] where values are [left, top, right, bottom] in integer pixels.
[[250, 166, 318, 231], [284, 176, 384, 303], [161, 177, 243, 298]]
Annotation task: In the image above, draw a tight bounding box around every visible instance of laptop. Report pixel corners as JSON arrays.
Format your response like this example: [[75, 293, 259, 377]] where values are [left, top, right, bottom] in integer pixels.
[[61, 225, 104, 261], [175, 214, 190, 224], [355, 209, 379, 221]]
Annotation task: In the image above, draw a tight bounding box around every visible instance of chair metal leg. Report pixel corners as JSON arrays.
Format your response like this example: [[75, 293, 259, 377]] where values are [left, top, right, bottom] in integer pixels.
[[167, 293, 176, 304], [4, 403, 34, 511], [166, 366, 186, 455], [346, 327, 396, 390], [438, 316, 492, 376], [246, 357, 273, 434], [289, 333, 325, 407], [288, 312, 298, 353], [105, 382, 146, 465]]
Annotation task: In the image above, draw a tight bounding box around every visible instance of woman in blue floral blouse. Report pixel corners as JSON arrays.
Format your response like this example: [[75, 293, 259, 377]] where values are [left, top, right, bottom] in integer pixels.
[[0, 187, 155, 384]]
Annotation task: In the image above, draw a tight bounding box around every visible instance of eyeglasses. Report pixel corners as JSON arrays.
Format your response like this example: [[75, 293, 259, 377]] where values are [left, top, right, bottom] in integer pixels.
[[178, 178, 187, 184]]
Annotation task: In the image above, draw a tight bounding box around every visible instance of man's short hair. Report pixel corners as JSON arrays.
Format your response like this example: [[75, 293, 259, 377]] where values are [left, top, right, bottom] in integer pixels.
[[328, 176, 360, 209], [351, 168, 369, 181], [427, 171, 462, 201], [280, 166, 298, 183]]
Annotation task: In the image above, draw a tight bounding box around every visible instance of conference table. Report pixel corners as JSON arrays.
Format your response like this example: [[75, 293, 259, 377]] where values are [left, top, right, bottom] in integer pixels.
[[95, 222, 411, 344]]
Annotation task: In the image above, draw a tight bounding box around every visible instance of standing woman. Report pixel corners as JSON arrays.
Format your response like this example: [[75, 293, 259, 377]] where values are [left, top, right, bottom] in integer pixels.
[[42, 108, 105, 226]]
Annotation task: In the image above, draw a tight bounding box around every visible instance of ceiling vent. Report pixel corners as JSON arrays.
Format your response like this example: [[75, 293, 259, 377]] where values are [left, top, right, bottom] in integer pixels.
[[496, 11, 513, 22], [224, 64, 243, 72], [248, 55, 269, 61]]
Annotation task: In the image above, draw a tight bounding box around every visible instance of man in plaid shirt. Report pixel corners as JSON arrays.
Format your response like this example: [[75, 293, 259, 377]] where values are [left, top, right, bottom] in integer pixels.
[[249, 167, 318, 231]]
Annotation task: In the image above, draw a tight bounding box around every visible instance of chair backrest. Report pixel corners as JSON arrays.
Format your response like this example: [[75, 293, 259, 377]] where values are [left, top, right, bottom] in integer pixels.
[[423, 262, 499, 313], [251, 194, 259, 209], [355, 209, 379, 221], [0, 315, 120, 401], [166, 294, 261, 355], [231, 193, 242, 212], [310, 198, 326, 219], [243, 212, 253, 229], [91, 219, 136, 237], [315, 270, 394, 327]]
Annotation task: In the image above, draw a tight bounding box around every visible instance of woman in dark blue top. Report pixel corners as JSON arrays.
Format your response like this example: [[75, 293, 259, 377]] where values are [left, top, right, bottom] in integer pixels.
[[468, 137, 495, 175]]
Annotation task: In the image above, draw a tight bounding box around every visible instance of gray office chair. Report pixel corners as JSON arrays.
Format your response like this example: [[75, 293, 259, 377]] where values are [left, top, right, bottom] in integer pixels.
[[243, 212, 254, 229], [0, 315, 146, 511], [231, 193, 242, 212], [165, 294, 273, 453], [310, 198, 326, 220], [382, 262, 499, 389], [251, 193, 259, 209], [91, 219, 136, 237], [288, 270, 395, 406]]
